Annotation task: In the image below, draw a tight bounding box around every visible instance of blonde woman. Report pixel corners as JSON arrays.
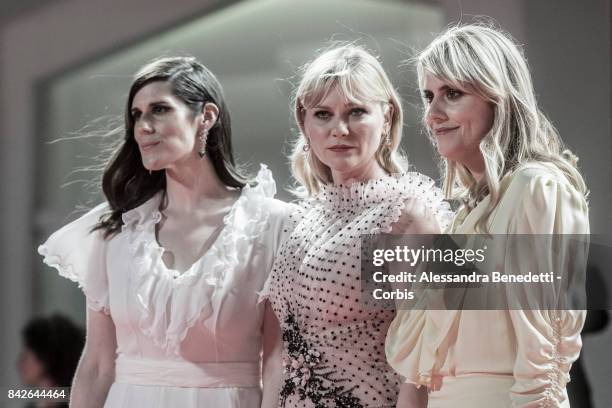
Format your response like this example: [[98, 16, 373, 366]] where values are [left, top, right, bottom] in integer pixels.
[[259, 45, 453, 408], [386, 24, 589, 407]]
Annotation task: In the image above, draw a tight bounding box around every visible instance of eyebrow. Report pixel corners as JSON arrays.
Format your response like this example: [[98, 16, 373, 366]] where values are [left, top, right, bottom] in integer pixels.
[[311, 102, 365, 110], [423, 85, 452, 93], [131, 100, 170, 111]]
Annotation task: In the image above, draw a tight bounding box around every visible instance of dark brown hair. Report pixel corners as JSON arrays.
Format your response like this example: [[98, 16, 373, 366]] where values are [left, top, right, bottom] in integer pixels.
[[22, 314, 85, 387], [95, 56, 247, 237]]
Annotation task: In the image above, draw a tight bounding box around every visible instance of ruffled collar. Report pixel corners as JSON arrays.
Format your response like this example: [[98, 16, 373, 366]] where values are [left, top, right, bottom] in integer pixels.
[[315, 172, 445, 208], [307, 172, 454, 234], [121, 194, 163, 231], [120, 164, 278, 355]]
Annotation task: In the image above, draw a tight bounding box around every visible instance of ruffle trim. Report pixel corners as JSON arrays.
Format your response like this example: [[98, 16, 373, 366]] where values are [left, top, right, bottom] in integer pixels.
[[38, 245, 111, 315], [123, 164, 277, 356], [37, 203, 111, 315], [315, 172, 453, 235]]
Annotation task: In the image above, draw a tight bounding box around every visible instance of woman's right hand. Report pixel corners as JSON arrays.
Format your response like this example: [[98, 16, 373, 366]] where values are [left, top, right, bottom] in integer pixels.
[[391, 197, 441, 235]]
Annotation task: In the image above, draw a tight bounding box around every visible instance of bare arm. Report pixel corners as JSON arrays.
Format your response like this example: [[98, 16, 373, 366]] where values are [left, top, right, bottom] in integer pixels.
[[261, 301, 283, 408], [396, 383, 428, 408], [70, 308, 117, 408]]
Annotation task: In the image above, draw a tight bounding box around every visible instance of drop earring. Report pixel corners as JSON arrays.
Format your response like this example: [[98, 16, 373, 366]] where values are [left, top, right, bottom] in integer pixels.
[[198, 128, 208, 158]]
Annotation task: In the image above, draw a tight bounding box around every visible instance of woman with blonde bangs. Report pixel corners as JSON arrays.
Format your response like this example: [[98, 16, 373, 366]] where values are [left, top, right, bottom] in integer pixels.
[[386, 24, 589, 407], [259, 45, 453, 407]]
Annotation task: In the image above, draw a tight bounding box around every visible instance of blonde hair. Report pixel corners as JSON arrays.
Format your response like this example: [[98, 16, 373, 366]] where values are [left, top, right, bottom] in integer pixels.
[[416, 23, 587, 232], [290, 44, 406, 195]]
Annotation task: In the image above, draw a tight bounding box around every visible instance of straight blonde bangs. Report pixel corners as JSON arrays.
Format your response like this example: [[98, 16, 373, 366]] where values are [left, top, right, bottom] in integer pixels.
[[298, 63, 391, 111]]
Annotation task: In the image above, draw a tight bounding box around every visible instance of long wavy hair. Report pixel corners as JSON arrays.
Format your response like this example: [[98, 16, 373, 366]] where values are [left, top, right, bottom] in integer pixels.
[[416, 23, 587, 232], [95, 56, 247, 237], [290, 44, 406, 196]]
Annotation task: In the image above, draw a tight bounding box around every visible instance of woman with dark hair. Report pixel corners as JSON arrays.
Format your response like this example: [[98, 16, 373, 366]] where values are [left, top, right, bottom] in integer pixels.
[[18, 314, 85, 385], [38, 57, 295, 408]]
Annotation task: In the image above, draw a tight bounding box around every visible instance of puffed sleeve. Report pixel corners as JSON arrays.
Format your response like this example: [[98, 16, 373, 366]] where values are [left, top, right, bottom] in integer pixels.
[[505, 170, 589, 407], [38, 203, 111, 314], [270, 201, 303, 257], [257, 200, 302, 304]]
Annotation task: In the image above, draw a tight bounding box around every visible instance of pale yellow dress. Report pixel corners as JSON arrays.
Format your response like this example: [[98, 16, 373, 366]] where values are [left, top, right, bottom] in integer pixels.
[[385, 163, 589, 408]]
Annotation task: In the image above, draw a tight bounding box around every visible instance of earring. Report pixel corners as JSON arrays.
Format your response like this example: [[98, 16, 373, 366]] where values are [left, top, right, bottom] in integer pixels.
[[302, 142, 311, 152], [384, 131, 391, 147], [198, 129, 208, 158]]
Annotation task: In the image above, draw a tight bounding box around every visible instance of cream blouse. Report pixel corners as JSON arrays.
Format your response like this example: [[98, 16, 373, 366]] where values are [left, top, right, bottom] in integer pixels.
[[385, 163, 589, 408]]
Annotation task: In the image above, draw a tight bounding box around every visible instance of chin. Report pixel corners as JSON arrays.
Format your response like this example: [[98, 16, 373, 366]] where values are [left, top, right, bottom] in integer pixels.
[[326, 162, 357, 175], [436, 146, 457, 161], [141, 158, 165, 172]]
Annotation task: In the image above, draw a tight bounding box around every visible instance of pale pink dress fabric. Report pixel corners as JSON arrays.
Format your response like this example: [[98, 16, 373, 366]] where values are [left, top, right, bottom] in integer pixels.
[[38, 165, 296, 408]]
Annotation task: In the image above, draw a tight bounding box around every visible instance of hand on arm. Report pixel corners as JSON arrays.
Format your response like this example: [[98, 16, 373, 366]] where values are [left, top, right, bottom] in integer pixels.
[[391, 198, 442, 235]]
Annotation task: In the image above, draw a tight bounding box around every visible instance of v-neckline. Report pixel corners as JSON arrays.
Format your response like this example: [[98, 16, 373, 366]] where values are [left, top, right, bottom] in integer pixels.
[[450, 169, 519, 233], [149, 190, 244, 281]]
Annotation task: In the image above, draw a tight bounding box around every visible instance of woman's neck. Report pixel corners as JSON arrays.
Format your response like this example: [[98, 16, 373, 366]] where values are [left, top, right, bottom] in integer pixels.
[[163, 156, 236, 214], [331, 162, 388, 185]]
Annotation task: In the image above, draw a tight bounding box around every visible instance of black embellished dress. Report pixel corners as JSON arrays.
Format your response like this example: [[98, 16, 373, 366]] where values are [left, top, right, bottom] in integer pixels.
[[261, 174, 453, 408]]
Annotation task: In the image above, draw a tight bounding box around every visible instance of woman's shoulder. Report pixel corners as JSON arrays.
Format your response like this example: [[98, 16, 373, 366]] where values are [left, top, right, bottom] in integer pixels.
[[38, 202, 113, 314], [505, 162, 575, 191], [501, 162, 587, 208], [499, 162, 589, 234], [38, 202, 113, 261], [240, 164, 301, 217], [258, 196, 301, 217], [44, 202, 112, 242]]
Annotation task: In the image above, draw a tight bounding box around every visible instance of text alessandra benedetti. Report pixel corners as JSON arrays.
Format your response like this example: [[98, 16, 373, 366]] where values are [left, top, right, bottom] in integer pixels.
[[372, 271, 558, 283]]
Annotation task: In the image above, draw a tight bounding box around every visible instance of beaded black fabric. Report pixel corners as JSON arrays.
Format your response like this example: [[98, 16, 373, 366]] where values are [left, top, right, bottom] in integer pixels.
[[280, 309, 363, 408]]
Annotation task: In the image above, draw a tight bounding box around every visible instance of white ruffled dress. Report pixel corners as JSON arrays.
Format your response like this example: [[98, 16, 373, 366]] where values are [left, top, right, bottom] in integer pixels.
[[38, 165, 296, 408], [261, 173, 453, 408]]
